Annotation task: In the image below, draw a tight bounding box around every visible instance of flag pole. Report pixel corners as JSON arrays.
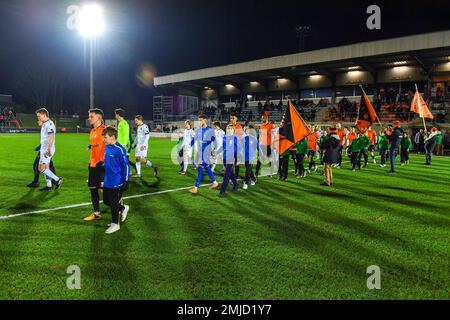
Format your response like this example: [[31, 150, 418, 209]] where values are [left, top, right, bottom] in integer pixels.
[[359, 84, 383, 129], [415, 83, 427, 132]]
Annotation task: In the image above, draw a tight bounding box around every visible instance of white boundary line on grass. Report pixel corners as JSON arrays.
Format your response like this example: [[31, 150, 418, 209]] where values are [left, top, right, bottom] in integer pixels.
[[0, 155, 376, 220], [1, 167, 280, 220]]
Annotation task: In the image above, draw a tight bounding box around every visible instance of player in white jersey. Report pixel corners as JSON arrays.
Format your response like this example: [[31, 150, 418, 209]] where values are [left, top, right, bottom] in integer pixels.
[[180, 120, 195, 175], [35, 108, 63, 191], [131, 115, 158, 178], [211, 121, 225, 172]]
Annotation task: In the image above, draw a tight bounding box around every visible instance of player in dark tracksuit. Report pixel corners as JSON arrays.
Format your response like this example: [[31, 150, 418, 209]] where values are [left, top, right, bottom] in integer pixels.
[[102, 127, 130, 234], [217, 125, 242, 197], [242, 125, 264, 189]]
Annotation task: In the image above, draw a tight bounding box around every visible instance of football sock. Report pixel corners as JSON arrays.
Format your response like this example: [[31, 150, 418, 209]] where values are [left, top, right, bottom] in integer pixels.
[[43, 169, 59, 182]]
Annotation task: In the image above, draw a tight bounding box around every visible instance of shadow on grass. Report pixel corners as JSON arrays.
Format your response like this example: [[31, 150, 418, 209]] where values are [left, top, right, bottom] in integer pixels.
[[83, 213, 141, 299], [11, 188, 59, 211], [220, 188, 447, 295], [163, 190, 245, 299]]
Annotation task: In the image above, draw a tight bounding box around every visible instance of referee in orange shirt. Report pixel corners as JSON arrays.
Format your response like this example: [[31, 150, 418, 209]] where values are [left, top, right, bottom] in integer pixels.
[[84, 109, 107, 222]]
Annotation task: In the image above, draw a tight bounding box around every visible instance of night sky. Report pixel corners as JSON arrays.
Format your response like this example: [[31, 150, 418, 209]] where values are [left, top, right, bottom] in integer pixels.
[[0, 0, 449, 117]]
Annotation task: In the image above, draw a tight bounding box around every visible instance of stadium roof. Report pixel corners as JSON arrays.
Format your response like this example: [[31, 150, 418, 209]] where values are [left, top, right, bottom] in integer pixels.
[[154, 30, 450, 89]]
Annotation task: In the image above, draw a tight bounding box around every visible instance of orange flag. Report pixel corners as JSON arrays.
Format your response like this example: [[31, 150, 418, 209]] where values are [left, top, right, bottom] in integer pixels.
[[274, 100, 311, 155], [411, 89, 433, 119], [355, 91, 378, 134]]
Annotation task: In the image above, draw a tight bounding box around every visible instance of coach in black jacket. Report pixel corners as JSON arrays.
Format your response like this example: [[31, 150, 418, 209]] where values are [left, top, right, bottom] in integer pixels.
[[321, 126, 340, 186]]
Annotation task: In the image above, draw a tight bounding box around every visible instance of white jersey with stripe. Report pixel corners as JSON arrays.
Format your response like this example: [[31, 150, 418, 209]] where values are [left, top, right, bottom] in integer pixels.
[[40, 119, 56, 154], [136, 124, 150, 149], [215, 129, 225, 150], [182, 129, 195, 150]]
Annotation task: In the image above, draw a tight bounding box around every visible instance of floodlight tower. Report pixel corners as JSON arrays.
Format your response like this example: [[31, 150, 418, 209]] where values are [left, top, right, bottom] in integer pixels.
[[77, 3, 105, 109]]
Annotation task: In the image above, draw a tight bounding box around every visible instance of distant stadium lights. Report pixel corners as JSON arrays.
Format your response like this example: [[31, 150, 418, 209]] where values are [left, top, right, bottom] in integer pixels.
[[393, 61, 407, 65], [78, 3, 105, 38], [348, 70, 362, 76], [393, 66, 408, 72], [348, 66, 360, 70]]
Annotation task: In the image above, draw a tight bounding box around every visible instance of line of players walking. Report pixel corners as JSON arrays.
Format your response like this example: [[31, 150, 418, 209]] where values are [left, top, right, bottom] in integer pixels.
[[28, 107, 443, 234]]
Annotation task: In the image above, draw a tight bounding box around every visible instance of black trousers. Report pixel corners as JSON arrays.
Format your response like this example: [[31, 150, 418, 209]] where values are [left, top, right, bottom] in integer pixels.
[[296, 153, 306, 175], [220, 164, 238, 194], [103, 188, 125, 224], [380, 149, 388, 165], [400, 149, 409, 163], [425, 144, 435, 164], [337, 145, 344, 166], [308, 150, 316, 170], [244, 161, 256, 184], [279, 155, 289, 178], [33, 153, 56, 183], [255, 146, 272, 176], [351, 151, 360, 169], [358, 150, 368, 166]]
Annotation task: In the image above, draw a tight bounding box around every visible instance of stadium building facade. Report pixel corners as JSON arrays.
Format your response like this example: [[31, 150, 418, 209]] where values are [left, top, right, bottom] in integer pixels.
[[153, 30, 450, 127]]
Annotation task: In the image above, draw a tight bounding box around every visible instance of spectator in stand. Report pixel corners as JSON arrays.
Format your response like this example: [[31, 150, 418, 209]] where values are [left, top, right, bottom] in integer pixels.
[[436, 86, 443, 102], [277, 100, 283, 112], [329, 105, 338, 120], [349, 102, 357, 122], [257, 101, 263, 115], [310, 108, 316, 122], [379, 87, 386, 103]]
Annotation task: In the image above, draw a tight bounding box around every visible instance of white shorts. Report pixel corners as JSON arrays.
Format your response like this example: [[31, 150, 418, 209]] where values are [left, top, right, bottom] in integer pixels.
[[135, 146, 148, 158], [39, 152, 54, 165], [183, 147, 193, 159]]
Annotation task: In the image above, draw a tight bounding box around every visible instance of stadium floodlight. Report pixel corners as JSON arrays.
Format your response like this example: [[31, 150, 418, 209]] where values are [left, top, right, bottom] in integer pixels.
[[74, 3, 105, 109], [78, 3, 105, 38]]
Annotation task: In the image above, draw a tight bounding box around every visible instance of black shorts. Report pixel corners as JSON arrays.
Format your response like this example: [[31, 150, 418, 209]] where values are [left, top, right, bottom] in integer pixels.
[[88, 163, 105, 188], [308, 150, 315, 158], [368, 145, 375, 152]]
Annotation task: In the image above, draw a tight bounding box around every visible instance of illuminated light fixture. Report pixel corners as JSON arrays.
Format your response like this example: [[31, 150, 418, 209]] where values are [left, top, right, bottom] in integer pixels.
[[393, 66, 408, 72], [225, 84, 234, 88], [348, 70, 361, 76], [277, 78, 288, 82], [348, 66, 360, 70], [310, 74, 322, 79], [204, 86, 210, 90], [250, 81, 259, 85], [393, 61, 407, 65], [78, 3, 105, 38]]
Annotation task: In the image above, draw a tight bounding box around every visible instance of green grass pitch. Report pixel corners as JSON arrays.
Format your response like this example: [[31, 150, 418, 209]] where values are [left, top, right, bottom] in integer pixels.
[[0, 133, 449, 299]]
